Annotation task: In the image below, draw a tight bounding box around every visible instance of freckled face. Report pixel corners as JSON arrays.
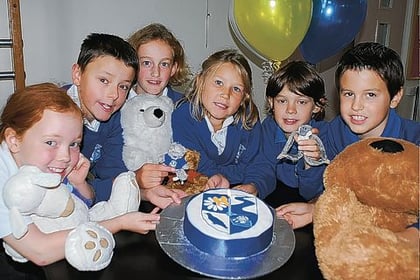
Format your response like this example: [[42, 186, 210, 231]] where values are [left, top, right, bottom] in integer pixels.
[[339, 69, 401, 139], [201, 63, 245, 131], [270, 85, 319, 136], [72, 56, 135, 122]]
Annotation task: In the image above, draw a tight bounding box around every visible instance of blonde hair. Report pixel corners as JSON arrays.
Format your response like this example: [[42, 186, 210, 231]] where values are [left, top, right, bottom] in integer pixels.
[[127, 23, 190, 86], [182, 49, 258, 130]]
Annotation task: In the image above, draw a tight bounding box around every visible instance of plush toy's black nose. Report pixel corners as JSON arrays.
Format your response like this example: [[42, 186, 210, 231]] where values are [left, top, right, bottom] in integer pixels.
[[154, 108, 163, 119], [369, 139, 404, 153]]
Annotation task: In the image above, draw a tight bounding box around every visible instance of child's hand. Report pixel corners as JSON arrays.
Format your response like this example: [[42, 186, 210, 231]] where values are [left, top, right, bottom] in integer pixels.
[[67, 153, 94, 200], [67, 153, 90, 186], [135, 163, 175, 189], [298, 138, 321, 159], [276, 202, 314, 229], [233, 183, 258, 196], [296, 128, 321, 168], [119, 209, 161, 234], [141, 185, 187, 209], [205, 174, 230, 190]]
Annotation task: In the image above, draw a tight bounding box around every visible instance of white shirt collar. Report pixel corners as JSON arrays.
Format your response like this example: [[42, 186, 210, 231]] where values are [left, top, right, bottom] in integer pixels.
[[67, 85, 100, 132], [205, 116, 234, 155], [204, 115, 234, 133]]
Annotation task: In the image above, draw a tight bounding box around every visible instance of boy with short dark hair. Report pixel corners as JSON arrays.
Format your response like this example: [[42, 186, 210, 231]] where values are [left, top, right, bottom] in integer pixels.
[[68, 33, 138, 202], [68, 33, 183, 207], [327, 41, 419, 151], [277, 43, 419, 244]]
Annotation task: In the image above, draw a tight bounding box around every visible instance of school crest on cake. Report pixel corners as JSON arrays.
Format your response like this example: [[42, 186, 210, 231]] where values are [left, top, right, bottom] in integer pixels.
[[201, 192, 257, 235], [184, 189, 274, 258]]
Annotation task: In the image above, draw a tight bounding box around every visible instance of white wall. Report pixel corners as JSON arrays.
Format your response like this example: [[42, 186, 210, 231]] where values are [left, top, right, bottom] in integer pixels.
[[398, 0, 419, 120], [3, 0, 270, 118], [1, 0, 416, 121]]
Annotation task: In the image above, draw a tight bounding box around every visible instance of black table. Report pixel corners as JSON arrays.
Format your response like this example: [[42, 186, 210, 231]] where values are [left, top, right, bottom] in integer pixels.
[[42, 185, 324, 280], [4, 183, 318, 279], [43, 226, 322, 280]]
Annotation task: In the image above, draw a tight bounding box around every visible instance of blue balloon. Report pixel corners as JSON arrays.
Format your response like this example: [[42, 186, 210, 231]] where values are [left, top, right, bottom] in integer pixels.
[[299, 0, 367, 64]]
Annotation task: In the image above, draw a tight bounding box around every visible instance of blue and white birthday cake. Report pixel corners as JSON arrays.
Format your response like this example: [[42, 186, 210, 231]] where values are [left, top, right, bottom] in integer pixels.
[[183, 188, 274, 258]]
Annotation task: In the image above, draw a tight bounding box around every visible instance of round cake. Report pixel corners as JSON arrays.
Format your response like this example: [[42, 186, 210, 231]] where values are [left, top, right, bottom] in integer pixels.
[[183, 188, 274, 258]]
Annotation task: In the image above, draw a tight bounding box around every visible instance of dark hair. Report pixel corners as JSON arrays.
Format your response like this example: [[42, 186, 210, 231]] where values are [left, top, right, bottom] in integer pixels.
[[0, 83, 82, 142], [265, 61, 327, 120], [183, 49, 258, 130], [335, 42, 404, 99], [77, 33, 139, 87], [127, 23, 190, 86]]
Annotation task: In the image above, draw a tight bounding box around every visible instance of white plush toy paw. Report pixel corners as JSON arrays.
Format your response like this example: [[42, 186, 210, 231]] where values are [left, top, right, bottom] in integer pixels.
[[88, 171, 140, 221], [65, 222, 115, 271], [3, 242, 28, 263]]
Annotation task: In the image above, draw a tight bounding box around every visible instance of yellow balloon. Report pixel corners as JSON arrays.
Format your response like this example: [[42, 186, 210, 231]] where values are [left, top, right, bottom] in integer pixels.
[[232, 0, 312, 61]]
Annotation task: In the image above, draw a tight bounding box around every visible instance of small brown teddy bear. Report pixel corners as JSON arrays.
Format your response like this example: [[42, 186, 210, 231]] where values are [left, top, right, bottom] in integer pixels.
[[314, 137, 419, 280], [164, 148, 208, 195]]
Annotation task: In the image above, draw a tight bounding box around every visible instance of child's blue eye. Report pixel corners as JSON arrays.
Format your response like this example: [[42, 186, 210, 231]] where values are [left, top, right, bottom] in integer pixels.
[[160, 61, 171, 68], [215, 80, 223, 86], [45, 141, 57, 147], [141, 61, 152, 67], [233, 86, 242, 93], [70, 142, 81, 148], [119, 84, 130, 91]]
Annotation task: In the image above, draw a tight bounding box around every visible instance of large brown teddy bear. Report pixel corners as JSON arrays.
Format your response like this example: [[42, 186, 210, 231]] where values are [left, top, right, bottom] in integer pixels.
[[314, 137, 419, 280]]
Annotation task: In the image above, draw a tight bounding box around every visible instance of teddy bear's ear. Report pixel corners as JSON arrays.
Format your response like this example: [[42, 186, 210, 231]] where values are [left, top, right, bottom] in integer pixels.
[[9, 207, 28, 239], [369, 139, 404, 153]]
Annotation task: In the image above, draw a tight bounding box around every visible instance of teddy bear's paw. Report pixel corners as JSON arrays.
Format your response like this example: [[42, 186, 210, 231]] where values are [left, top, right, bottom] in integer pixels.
[[108, 171, 140, 213], [3, 242, 28, 263], [65, 222, 115, 271], [89, 171, 140, 221], [314, 187, 365, 239]]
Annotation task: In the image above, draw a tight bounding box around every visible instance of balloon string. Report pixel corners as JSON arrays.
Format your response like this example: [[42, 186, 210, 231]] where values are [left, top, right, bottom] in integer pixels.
[[261, 60, 281, 83]]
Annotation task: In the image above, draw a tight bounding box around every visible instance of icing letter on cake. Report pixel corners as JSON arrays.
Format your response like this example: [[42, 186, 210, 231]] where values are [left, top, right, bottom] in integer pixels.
[[183, 189, 274, 257]]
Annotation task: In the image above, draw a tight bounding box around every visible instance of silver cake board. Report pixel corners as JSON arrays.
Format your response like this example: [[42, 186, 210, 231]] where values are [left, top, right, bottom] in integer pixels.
[[156, 195, 295, 279]]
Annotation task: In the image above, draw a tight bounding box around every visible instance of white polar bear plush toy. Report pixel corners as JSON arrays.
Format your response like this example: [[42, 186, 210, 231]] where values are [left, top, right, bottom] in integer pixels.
[[2, 165, 140, 271], [121, 94, 174, 171]]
